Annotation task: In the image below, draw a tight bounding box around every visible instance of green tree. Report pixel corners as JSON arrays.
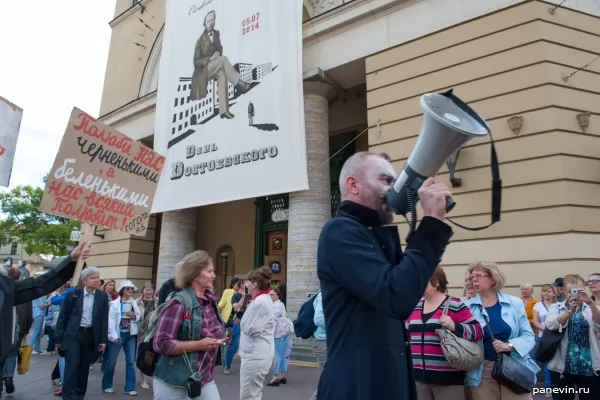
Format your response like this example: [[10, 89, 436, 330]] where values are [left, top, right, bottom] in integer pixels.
[[0, 184, 80, 256]]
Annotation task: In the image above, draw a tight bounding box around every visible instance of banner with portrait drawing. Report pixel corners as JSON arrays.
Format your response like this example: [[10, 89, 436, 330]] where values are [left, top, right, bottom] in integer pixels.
[[152, 0, 307, 213], [0, 96, 23, 188], [39, 108, 165, 237]]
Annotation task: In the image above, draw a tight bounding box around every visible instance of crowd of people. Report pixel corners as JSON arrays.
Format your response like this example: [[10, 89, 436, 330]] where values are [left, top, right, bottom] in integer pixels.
[[0, 247, 294, 400], [1, 150, 599, 400]]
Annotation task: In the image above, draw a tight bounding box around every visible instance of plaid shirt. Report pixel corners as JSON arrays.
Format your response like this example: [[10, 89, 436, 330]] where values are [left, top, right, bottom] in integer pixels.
[[154, 289, 222, 385]]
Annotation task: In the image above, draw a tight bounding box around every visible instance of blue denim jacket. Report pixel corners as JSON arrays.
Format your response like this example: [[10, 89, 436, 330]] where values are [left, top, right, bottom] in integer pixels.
[[465, 291, 540, 387], [313, 292, 326, 341]]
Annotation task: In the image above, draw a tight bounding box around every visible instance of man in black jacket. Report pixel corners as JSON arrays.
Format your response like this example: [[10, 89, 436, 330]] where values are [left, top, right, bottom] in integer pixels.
[[0, 242, 91, 365], [316, 152, 453, 400], [54, 266, 108, 400]]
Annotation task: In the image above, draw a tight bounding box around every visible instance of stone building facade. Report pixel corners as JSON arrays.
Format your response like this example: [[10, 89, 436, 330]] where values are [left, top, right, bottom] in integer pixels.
[[92, 0, 600, 315]]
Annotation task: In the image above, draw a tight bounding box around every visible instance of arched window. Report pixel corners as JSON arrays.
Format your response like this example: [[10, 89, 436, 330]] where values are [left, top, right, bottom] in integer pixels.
[[139, 25, 164, 97]]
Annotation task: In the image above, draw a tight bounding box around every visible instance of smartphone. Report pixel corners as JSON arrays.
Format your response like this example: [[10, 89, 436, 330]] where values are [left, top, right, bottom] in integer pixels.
[[244, 286, 249, 295], [570, 288, 579, 297], [221, 337, 230, 345]]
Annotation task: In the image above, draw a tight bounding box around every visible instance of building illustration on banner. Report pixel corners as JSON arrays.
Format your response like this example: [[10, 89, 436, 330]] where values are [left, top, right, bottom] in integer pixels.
[[165, 10, 280, 149], [169, 61, 277, 148]]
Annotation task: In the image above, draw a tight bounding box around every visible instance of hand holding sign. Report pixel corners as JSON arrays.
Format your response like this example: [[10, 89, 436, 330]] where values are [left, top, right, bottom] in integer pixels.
[[69, 224, 93, 288], [70, 241, 91, 262]]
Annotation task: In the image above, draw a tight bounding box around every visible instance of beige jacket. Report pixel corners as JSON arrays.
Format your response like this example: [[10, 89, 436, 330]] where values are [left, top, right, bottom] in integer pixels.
[[239, 293, 275, 361], [545, 301, 600, 373]]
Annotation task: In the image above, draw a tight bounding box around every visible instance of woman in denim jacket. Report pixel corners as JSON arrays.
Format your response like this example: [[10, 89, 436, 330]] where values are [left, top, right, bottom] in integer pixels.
[[465, 262, 540, 400]]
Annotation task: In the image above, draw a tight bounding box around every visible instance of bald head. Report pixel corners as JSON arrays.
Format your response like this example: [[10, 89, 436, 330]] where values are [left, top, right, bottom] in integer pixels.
[[339, 151, 397, 224], [339, 152, 395, 196]]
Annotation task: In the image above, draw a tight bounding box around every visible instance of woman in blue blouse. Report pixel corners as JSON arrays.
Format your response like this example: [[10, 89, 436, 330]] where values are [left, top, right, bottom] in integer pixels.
[[465, 262, 539, 400], [545, 274, 600, 400]]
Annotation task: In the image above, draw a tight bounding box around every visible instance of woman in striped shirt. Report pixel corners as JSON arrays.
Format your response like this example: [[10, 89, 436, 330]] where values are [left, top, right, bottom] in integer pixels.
[[407, 267, 483, 400]]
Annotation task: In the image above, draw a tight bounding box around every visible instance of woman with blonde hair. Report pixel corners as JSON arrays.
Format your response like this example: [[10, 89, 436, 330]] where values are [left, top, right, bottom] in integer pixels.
[[136, 281, 157, 390], [465, 262, 539, 399], [98, 279, 118, 372], [103, 279, 118, 301], [520, 283, 537, 337], [545, 274, 600, 399], [463, 269, 477, 301], [153, 251, 225, 400], [532, 284, 556, 395], [267, 286, 289, 386]]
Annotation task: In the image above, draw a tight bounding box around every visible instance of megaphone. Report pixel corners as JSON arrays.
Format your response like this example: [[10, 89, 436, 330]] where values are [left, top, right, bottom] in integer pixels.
[[386, 90, 490, 217]]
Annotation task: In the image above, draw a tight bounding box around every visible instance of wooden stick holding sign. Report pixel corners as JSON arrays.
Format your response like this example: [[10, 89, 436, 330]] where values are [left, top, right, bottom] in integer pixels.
[[71, 223, 93, 289]]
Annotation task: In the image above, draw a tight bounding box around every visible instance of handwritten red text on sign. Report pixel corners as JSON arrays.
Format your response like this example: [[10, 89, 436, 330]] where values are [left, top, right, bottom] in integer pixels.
[[39, 107, 164, 237]]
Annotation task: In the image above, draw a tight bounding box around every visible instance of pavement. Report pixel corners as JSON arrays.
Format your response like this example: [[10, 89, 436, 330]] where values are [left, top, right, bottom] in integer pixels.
[[4, 339, 553, 400], [5, 351, 321, 400]]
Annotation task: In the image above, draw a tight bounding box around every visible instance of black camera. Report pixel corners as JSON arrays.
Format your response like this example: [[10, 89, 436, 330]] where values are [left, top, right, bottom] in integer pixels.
[[187, 371, 204, 398]]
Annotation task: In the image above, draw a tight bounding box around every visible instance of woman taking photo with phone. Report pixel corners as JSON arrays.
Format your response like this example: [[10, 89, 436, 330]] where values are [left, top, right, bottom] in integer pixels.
[[545, 274, 600, 399]]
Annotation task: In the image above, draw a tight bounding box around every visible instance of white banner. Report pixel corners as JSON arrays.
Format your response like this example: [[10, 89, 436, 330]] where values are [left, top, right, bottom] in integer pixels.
[[152, 0, 308, 213], [0, 97, 23, 188]]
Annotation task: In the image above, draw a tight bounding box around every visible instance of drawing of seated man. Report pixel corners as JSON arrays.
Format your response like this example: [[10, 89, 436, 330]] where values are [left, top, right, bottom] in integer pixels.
[[190, 10, 251, 120]]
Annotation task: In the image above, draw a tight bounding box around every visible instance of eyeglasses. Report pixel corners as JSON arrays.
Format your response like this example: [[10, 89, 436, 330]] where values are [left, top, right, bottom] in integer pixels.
[[469, 273, 490, 281], [586, 279, 600, 286]]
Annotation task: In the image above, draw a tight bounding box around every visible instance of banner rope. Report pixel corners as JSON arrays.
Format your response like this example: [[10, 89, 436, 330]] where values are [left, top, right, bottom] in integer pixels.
[[317, 122, 375, 168]]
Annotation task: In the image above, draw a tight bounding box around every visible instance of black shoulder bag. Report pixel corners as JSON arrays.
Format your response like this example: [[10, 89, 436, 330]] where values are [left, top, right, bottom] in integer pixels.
[[483, 314, 535, 394], [535, 304, 565, 363]]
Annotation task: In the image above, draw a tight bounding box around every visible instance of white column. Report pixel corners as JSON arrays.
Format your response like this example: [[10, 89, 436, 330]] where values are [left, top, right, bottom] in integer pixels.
[[156, 208, 199, 289], [286, 81, 337, 317]]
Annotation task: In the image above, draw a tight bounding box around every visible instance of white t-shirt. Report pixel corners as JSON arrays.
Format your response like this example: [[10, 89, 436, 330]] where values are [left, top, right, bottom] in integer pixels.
[[533, 301, 551, 337]]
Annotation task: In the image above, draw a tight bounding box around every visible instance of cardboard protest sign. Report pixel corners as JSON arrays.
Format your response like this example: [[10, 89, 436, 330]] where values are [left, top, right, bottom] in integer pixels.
[[40, 108, 164, 237]]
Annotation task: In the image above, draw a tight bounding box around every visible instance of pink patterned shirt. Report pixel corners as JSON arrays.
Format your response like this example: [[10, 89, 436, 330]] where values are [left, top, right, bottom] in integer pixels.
[[153, 290, 223, 385]]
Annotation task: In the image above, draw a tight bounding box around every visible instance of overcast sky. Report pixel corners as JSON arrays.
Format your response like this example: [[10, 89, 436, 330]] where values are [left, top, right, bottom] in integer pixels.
[[0, 0, 116, 190]]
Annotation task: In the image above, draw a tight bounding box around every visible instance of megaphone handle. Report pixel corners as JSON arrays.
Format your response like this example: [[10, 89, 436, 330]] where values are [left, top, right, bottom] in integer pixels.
[[446, 197, 456, 213]]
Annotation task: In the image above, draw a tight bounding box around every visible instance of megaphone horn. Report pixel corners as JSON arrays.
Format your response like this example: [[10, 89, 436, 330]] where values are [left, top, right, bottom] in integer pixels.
[[386, 89, 491, 218]]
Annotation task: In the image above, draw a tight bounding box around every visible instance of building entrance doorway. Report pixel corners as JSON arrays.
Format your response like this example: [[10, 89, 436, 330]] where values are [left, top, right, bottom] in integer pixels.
[[263, 230, 287, 287]]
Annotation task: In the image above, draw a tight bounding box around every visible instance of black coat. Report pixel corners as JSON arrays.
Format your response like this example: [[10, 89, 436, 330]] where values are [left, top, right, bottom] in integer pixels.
[[0, 256, 78, 364], [54, 289, 108, 352], [316, 201, 453, 400], [157, 277, 181, 306]]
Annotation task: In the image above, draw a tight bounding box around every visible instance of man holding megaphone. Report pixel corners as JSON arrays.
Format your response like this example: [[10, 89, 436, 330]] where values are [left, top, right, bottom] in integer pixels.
[[315, 152, 453, 400], [315, 90, 500, 400]]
